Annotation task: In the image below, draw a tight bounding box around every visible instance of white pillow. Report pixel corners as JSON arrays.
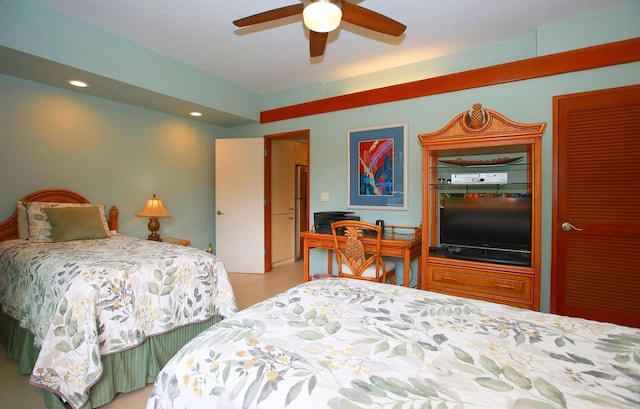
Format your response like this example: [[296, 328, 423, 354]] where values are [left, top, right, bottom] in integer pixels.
[[24, 202, 111, 242], [17, 201, 29, 239]]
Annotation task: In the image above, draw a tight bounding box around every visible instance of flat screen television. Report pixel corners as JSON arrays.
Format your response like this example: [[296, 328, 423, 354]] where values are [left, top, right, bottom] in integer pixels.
[[439, 196, 532, 263]]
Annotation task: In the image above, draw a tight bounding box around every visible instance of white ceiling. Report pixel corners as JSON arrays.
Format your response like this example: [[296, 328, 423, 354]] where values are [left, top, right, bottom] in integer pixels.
[[37, 0, 630, 94]]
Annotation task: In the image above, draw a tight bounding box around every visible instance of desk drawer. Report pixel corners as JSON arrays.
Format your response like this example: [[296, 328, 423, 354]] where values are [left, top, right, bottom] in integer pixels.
[[426, 263, 532, 307]]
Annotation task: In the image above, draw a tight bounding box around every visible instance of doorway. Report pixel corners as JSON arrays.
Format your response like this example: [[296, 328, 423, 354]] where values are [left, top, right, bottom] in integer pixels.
[[551, 84, 640, 327], [215, 138, 265, 273], [264, 130, 310, 272]]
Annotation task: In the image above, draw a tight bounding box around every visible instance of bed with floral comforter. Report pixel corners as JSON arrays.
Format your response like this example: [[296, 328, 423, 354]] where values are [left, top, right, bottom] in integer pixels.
[[147, 278, 639, 409], [0, 234, 237, 409]]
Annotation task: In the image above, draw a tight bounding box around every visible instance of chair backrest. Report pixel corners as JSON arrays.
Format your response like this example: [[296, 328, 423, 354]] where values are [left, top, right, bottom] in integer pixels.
[[330, 220, 386, 281]]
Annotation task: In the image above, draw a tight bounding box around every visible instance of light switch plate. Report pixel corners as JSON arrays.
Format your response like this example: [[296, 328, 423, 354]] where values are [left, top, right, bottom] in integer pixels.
[[320, 192, 329, 202]]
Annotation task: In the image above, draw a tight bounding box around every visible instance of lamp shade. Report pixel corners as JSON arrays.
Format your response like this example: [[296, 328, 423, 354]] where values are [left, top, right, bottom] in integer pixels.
[[303, 0, 342, 33], [135, 194, 171, 218]]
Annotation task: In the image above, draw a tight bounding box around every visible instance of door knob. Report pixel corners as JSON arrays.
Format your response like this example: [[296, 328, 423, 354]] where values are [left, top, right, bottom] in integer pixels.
[[217, 210, 224, 215], [561, 222, 583, 231]]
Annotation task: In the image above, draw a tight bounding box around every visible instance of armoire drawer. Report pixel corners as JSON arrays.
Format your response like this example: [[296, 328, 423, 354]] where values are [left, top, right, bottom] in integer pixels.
[[426, 263, 533, 306]]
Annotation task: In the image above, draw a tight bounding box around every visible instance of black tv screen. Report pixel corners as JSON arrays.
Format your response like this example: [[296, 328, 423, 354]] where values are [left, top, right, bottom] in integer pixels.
[[439, 196, 532, 252]]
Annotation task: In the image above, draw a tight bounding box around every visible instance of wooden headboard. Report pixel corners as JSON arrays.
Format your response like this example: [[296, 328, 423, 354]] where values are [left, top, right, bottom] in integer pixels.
[[0, 188, 119, 242]]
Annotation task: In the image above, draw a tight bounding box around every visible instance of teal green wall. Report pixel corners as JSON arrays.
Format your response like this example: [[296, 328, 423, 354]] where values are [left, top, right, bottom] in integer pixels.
[[234, 61, 640, 301], [0, 0, 638, 309], [0, 73, 228, 249], [261, 34, 539, 110]]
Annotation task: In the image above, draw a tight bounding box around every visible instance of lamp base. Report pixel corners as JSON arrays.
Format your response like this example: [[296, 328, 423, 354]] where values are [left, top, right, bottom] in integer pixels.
[[148, 232, 162, 242], [147, 217, 162, 241]]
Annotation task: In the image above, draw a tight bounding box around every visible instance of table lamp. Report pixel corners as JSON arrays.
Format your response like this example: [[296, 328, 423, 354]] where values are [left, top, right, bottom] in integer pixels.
[[136, 194, 171, 241]]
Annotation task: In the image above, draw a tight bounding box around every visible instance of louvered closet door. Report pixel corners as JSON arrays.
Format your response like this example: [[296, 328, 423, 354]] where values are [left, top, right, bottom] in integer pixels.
[[552, 84, 640, 328]]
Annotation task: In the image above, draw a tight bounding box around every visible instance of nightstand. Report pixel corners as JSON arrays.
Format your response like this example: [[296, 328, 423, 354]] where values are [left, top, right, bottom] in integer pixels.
[[163, 237, 191, 246]]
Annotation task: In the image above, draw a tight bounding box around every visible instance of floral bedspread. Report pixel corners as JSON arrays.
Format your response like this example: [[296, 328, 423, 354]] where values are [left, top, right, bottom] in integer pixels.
[[147, 278, 640, 409], [0, 235, 237, 409]]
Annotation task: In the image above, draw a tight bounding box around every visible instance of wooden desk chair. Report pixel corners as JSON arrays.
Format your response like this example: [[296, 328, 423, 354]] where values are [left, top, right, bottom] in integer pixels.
[[330, 220, 396, 284]]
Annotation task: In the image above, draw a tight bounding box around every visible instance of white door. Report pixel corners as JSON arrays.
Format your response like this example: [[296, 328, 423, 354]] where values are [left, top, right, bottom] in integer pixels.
[[215, 138, 265, 274]]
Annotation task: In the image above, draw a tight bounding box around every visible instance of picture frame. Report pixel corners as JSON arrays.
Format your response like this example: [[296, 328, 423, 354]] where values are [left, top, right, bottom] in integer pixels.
[[347, 123, 408, 210]]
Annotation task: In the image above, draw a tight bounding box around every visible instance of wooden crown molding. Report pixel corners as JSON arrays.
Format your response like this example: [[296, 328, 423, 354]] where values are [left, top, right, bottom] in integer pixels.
[[418, 103, 547, 148], [261, 37, 640, 124]]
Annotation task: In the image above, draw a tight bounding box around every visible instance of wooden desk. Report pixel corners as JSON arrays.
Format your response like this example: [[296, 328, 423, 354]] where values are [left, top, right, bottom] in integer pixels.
[[300, 228, 422, 287]]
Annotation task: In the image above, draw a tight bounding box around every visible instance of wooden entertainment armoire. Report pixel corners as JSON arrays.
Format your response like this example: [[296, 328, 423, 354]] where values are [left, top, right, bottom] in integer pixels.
[[419, 104, 546, 310]]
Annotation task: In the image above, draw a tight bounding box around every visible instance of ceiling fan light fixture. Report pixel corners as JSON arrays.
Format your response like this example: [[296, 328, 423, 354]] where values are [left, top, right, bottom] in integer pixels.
[[303, 0, 342, 33]]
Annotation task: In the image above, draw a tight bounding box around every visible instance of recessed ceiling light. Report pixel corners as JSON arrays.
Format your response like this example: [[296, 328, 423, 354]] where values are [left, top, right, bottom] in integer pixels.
[[68, 79, 89, 88], [190, 112, 203, 117]]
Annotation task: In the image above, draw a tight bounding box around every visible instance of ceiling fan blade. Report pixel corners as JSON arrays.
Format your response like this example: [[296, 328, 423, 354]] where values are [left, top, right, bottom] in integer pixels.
[[233, 4, 304, 27], [310, 30, 328, 57], [341, 3, 406, 36]]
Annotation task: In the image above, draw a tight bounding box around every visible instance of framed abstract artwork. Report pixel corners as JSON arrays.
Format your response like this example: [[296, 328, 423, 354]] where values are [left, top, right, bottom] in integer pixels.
[[347, 123, 408, 210]]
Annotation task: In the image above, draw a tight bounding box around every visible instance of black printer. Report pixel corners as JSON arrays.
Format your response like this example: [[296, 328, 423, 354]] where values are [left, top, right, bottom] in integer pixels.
[[313, 211, 360, 234]]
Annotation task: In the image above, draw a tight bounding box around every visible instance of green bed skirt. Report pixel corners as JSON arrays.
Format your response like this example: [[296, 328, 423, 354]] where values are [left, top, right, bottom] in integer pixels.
[[0, 310, 222, 409]]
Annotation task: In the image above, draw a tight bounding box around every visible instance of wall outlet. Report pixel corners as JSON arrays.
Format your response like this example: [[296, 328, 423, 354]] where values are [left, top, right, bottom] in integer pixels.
[[320, 192, 329, 202]]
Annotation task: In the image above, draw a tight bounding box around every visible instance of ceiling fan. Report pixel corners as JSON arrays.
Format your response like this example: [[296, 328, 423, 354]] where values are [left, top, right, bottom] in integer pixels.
[[233, 0, 406, 57]]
